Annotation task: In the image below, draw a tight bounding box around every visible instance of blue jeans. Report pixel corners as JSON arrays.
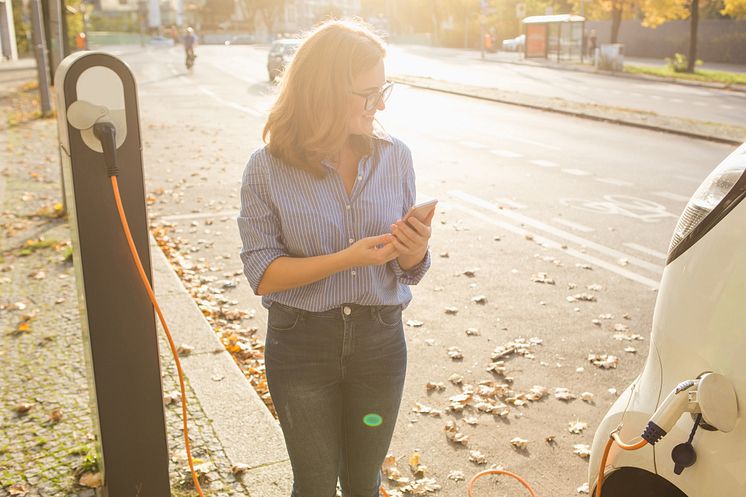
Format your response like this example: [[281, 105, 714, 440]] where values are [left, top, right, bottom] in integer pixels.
[[265, 302, 407, 497]]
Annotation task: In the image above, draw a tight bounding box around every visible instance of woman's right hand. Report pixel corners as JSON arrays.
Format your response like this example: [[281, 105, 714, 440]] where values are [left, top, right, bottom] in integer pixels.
[[344, 234, 399, 268]]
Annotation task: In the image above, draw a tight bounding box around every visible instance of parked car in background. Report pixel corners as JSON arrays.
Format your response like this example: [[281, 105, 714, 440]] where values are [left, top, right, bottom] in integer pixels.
[[225, 34, 256, 46], [267, 38, 302, 82], [501, 34, 525, 52]]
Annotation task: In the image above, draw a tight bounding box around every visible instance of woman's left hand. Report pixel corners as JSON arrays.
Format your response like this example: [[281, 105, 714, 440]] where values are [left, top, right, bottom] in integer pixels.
[[390, 213, 433, 270]]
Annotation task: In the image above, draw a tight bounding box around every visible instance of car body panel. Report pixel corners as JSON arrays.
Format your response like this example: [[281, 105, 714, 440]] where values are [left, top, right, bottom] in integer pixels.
[[589, 145, 746, 496]]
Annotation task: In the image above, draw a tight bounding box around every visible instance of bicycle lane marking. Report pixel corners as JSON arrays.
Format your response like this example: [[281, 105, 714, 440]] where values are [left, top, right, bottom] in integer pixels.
[[449, 190, 665, 275], [444, 200, 660, 290]]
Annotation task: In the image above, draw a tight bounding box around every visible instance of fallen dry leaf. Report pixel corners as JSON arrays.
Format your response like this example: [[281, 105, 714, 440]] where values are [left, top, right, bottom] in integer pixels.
[[78, 472, 102, 488], [469, 450, 487, 465], [573, 444, 592, 459], [510, 437, 529, 450], [532, 272, 555, 285], [568, 421, 588, 434], [588, 354, 619, 369]]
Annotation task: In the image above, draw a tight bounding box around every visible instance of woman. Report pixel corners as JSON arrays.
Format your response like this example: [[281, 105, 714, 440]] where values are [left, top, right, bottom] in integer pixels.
[[237, 19, 433, 497]]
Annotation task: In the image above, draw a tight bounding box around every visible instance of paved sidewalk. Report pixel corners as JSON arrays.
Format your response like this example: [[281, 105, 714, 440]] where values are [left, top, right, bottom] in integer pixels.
[[0, 76, 291, 497]]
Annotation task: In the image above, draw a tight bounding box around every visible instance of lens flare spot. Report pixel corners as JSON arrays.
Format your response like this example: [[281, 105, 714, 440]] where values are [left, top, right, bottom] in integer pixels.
[[363, 413, 383, 427]]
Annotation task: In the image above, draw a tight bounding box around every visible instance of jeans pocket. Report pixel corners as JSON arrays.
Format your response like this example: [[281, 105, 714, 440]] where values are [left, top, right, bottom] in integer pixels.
[[375, 305, 402, 329], [268, 302, 301, 332]]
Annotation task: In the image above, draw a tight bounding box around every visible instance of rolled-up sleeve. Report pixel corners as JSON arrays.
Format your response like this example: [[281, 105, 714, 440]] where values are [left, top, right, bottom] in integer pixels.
[[237, 154, 287, 294], [389, 142, 432, 285]]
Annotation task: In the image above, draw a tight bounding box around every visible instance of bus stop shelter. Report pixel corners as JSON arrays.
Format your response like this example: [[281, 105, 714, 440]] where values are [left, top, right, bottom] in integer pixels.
[[522, 14, 585, 62]]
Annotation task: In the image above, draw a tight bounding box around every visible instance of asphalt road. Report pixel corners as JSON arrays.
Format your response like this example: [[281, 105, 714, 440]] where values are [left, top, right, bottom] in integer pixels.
[[120, 45, 735, 496], [387, 44, 746, 128]]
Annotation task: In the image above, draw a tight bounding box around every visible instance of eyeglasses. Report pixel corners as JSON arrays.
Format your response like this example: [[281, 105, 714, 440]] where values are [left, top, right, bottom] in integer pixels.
[[352, 82, 394, 111]]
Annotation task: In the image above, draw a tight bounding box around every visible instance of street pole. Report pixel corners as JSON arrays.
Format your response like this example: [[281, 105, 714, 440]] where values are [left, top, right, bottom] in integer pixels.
[[30, 0, 52, 116], [480, 20, 485, 60]]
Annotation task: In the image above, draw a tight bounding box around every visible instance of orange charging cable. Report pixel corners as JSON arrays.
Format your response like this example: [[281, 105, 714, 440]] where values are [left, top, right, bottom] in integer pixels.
[[379, 466, 538, 497], [594, 431, 648, 497], [113, 173, 647, 497], [111, 176, 206, 497]]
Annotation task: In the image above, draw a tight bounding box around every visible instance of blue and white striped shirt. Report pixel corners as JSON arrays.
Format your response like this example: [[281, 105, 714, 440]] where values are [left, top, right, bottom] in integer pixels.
[[237, 132, 431, 312]]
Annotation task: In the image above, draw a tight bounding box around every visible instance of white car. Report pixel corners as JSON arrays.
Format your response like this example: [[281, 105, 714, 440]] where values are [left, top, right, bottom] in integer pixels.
[[589, 142, 746, 496], [501, 34, 525, 52]]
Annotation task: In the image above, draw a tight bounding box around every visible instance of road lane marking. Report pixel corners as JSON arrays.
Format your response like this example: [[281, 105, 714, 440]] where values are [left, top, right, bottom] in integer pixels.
[[596, 177, 633, 187], [197, 86, 261, 117], [651, 95, 663, 100], [495, 198, 527, 209], [670, 98, 684, 104], [491, 149, 523, 158], [562, 168, 591, 176], [560, 195, 676, 223], [505, 136, 561, 151], [530, 159, 559, 168], [652, 191, 691, 202], [450, 190, 664, 275], [552, 218, 594, 232], [719, 104, 734, 110], [623, 242, 667, 260], [447, 201, 660, 289], [693, 102, 706, 106]]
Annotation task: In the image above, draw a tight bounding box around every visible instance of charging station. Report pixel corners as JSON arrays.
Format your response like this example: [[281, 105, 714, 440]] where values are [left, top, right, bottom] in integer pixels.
[[54, 51, 171, 497]]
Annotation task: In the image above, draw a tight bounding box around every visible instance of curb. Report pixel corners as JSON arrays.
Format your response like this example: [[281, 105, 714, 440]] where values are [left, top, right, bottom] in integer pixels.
[[479, 55, 746, 94], [149, 234, 292, 496], [390, 74, 745, 147]]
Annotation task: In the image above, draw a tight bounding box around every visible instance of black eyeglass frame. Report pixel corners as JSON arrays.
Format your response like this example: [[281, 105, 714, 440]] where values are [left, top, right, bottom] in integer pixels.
[[352, 82, 394, 111]]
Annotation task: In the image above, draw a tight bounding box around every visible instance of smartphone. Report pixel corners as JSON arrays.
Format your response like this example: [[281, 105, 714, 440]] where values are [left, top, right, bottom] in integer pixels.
[[403, 199, 438, 224]]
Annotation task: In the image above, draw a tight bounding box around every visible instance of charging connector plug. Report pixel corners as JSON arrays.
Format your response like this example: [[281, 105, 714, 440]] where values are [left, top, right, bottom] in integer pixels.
[[93, 121, 119, 177]]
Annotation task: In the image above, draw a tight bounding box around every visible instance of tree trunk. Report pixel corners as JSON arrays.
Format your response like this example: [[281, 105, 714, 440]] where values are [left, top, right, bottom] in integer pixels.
[[687, 0, 699, 73], [610, 0, 623, 44]]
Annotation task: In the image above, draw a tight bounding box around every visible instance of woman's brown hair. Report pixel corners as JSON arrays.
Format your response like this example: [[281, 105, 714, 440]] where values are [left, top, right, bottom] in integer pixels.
[[262, 19, 387, 177]]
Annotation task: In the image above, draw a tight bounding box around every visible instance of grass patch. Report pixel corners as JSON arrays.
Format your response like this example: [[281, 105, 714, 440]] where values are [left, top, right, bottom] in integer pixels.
[[19, 238, 61, 256], [625, 64, 746, 87]]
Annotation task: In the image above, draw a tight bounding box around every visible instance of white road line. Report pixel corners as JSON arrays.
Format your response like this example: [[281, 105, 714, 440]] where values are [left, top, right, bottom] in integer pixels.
[[461, 141, 487, 149], [693, 102, 706, 107], [491, 149, 524, 158], [596, 177, 634, 187], [448, 201, 659, 289], [552, 218, 594, 232], [495, 198, 527, 209], [719, 104, 735, 110], [159, 210, 239, 221], [530, 159, 560, 168], [670, 98, 684, 104], [504, 136, 562, 151], [197, 86, 261, 117], [653, 191, 691, 202], [651, 95, 663, 100], [623, 242, 668, 260], [562, 168, 591, 176], [450, 190, 664, 275], [630, 92, 642, 97]]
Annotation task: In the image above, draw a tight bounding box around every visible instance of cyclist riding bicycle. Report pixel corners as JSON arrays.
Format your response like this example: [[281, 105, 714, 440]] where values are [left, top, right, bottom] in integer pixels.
[[183, 27, 197, 69]]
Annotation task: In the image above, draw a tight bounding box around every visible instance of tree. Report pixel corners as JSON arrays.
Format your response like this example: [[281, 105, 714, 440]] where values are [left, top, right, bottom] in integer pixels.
[[640, 0, 700, 72], [200, 0, 236, 26], [242, 0, 285, 37], [721, 0, 746, 17]]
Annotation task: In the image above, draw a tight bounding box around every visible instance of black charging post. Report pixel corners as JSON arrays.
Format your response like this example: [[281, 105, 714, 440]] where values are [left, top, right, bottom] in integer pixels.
[[54, 52, 171, 497]]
